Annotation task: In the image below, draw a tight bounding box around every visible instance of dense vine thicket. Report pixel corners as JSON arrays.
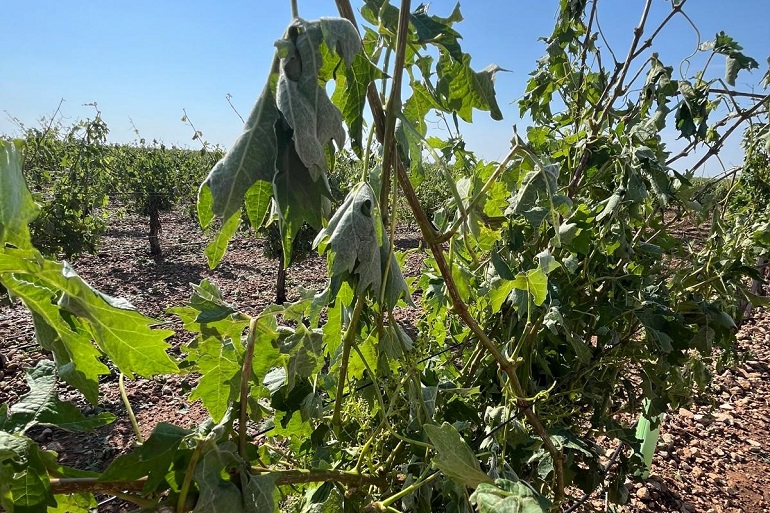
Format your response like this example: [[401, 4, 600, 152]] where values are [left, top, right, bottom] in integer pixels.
[[2, 1, 770, 512]]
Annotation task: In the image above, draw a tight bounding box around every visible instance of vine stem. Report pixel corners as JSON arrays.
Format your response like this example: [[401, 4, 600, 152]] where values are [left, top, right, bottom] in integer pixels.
[[335, 0, 565, 505], [239, 316, 259, 458], [119, 373, 144, 444], [332, 297, 366, 426], [176, 442, 204, 513], [374, 471, 441, 510], [50, 468, 385, 495]]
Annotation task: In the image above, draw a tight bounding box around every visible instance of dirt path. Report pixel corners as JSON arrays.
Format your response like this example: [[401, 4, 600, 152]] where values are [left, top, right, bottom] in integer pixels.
[[1, 210, 768, 512]]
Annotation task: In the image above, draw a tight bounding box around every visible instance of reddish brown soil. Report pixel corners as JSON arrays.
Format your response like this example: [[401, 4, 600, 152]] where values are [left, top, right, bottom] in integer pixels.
[[1, 210, 768, 512]]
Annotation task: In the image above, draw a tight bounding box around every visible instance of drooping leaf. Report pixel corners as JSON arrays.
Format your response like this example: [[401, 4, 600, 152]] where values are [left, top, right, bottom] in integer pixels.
[[313, 183, 410, 308], [273, 123, 332, 265], [5, 360, 115, 434], [100, 423, 191, 494], [0, 139, 38, 248], [200, 79, 280, 224], [241, 472, 277, 513], [424, 422, 493, 489], [204, 211, 241, 269], [188, 279, 238, 324], [192, 442, 246, 513], [48, 492, 97, 513], [276, 19, 348, 180]]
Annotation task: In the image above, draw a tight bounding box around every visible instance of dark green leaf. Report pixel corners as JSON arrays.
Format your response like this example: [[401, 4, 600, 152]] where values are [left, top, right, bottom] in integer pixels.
[[6, 360, 115, 434], [100, 423, 190, 494]]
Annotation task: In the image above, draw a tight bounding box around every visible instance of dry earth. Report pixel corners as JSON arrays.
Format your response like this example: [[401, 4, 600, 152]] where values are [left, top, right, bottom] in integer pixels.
[[0, 210, 768, 512]]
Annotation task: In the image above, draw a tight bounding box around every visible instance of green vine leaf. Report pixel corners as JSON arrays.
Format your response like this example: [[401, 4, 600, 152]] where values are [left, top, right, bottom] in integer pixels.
[[470, 478, 550, 513], [4, 274, 108, 405], [411, 3, 464, 61], [330, 52, 383, 154], [424, 422, 493, 489], [187, 337, 243, 424], [0, 140, 38, 249], [436, 52, 504, 122], [0, 431, 57, 512], [100, 423, 190, 494], [4, 360, 115, 434]]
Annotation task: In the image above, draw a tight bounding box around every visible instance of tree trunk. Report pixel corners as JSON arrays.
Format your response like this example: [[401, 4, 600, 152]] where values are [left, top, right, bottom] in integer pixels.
[[148, 196, 162, 262]]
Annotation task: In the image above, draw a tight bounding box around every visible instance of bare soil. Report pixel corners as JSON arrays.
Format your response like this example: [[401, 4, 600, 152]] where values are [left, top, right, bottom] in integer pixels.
[[1, 210, 768, 512]]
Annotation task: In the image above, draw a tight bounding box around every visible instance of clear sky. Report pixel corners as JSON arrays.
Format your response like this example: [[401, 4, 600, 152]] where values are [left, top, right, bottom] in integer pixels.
[[2, 1, 768, 176]]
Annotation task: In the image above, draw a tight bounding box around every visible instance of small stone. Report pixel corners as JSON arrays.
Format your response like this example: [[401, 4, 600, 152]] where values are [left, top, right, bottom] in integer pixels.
[[690, 447, 700, 457], [40, 428, 52, 440], [747, 439, 761, 448], [680, 462, 692, 471], [719, 403, 734, 411], [47, 441, 65, 452], [636, 486, 650, 500], [679, 408, 695, 418]]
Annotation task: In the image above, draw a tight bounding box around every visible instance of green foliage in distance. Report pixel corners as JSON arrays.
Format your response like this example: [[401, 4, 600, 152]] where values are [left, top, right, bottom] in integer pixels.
[[20, 114, 112, 257], [1, 1, 770, 513]]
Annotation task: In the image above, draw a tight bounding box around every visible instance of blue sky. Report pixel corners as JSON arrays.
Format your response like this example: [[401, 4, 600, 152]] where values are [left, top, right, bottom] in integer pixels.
[[2, 1, 768, 176]]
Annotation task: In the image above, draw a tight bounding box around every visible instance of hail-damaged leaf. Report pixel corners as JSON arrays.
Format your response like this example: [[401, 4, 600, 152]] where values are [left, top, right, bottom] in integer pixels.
[[313, 183, 410, 309], [424, 422, 493, 489], [436, 51, 504, 122], [702, 31, 760, 86], [0, 140, 38, 249], [273, 122, 333, 265], [5, 360, 115, 434], [410, 2, 464, 61], [276, 19, 348, 181]]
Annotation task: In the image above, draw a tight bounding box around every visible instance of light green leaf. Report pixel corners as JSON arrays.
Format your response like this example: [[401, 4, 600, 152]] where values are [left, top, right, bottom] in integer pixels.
[[2, 274, 107, 404], [205, 211, 241, 269], [6, 360, 115, 434], [244, 180, 273, 230], [424, 422, 493, 489], [48, 492, 97, 513], [188, 337, 242, 423], [331, 52, 383, 153], [100, 423, 190, 494], [436, 52, 503, 122], [511, 267, 549, 307], [0, 139, 38, 248], [470, 479, 550, 513]]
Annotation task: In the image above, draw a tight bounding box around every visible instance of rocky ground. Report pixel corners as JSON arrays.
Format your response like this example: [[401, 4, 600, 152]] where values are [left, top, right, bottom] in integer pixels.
[[1, 210, 768, 512]]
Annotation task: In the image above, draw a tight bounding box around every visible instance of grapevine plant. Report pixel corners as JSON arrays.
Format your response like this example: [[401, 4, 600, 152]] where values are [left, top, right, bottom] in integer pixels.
[[2, 1, 770, 512]]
